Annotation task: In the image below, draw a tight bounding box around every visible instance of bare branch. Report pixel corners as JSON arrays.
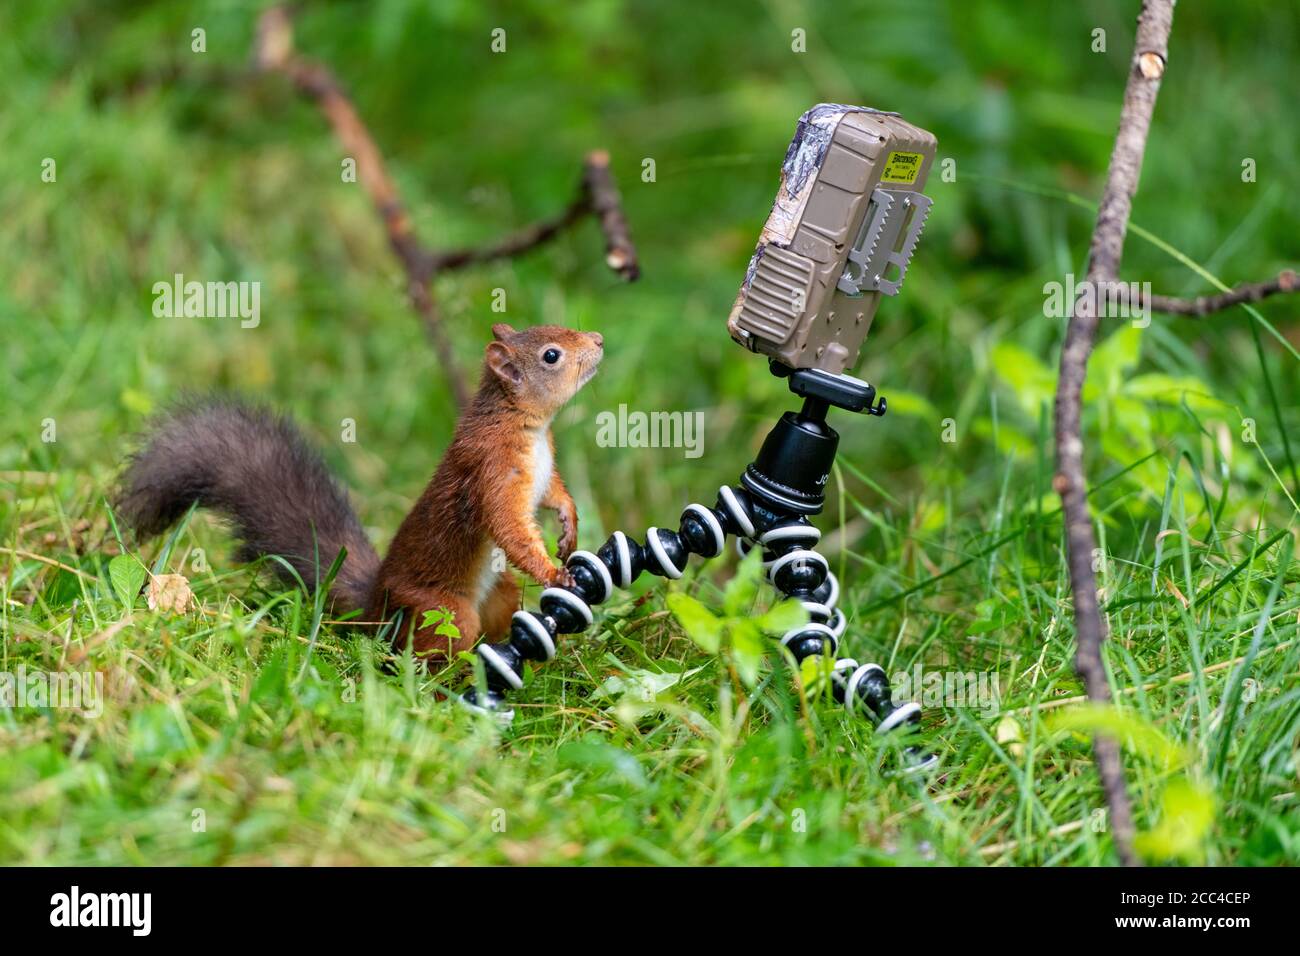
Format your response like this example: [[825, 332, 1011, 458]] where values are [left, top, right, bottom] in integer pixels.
[[1147, 269, 1297, 316], [582, 150, 640, 281], [252, 5, 639, 407], [1053, 0, 1177, 867], [429, 151, 641, 280], [429, 203, 588, 274]]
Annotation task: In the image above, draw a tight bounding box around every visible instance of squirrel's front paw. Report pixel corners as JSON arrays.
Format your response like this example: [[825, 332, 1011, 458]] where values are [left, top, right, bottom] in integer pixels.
[[556, 511, 578, 562], [556, 531, 577, 563], [546, 565, 575, 589]]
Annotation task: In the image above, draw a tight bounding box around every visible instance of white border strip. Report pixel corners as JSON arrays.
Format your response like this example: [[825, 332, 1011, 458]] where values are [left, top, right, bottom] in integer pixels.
[[457, 694, 515, 724], [844, 662, 885, 715], [827, 608, 846, 639], [760, 524, 822, 546], [645, 527, 683, 579], [900, 753, 940, 774], [878, 701, 922, 734], [477, 643, 523, 690], [612, 531, 632, 587], [568, 550, 612, 603], [542, 587, 593, 626], [768, 548, 828, 585], [801, 600, 832, 622], [779, 622, 837, 656], [819, 572, 840, 609], [683, 503, 725, 556], [718, 485, 755, 539], [512, 610, 556, 661], [832, 658, 859, 677]]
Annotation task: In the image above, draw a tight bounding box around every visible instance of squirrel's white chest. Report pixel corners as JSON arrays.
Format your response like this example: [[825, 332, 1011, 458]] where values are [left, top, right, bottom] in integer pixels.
[[472, 429, 551, 611], [526, 427, 553, 509]]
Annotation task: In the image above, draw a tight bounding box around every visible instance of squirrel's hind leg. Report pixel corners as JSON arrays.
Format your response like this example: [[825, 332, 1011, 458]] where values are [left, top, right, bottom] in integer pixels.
[[479, 573, 522, 640]]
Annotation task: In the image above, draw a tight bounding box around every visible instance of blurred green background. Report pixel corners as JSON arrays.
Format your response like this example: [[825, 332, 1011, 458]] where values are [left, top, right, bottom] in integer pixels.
[[3, 0, 1295, 537], [1, 1, 1297, 865]]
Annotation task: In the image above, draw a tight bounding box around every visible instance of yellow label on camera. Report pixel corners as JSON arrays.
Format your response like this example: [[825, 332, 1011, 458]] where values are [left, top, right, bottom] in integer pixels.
[[880, 150, 923, 184]]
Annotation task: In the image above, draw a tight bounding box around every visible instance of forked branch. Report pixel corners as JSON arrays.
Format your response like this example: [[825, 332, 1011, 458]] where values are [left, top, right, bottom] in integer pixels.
[[253, 5, 639, 406], [1057, 3, 1296, 866], [1052, 0, 1177, 868]]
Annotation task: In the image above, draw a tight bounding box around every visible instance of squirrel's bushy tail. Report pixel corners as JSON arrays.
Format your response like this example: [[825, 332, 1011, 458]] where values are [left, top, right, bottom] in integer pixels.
[[116, 398, 379, 614]]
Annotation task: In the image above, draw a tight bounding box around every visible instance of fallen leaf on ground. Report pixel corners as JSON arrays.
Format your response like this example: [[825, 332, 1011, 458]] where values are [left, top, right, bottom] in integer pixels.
[[146, 573, 194, 614]]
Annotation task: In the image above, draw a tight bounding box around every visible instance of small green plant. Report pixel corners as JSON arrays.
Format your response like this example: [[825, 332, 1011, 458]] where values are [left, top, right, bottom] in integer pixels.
[[419, 606, 463, 644], [666, 548, 808, 687], [106, 552, 147, 611]]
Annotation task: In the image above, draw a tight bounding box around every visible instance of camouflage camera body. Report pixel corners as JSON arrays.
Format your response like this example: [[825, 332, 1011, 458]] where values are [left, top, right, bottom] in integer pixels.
[[728, 104, 937, 375]]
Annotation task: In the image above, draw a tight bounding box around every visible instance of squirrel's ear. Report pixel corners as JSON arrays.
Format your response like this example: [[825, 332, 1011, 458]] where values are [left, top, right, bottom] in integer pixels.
[[491, 323, 517, 342], [486, 341, 523, 387]]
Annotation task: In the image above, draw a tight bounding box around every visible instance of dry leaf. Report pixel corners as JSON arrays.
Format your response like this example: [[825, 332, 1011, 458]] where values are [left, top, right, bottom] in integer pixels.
[[146, 573, 194, 614]]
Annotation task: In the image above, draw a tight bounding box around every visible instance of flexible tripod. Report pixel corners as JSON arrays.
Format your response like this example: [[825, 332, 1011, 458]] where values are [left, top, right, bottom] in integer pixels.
[[465, 364, 937, 772]]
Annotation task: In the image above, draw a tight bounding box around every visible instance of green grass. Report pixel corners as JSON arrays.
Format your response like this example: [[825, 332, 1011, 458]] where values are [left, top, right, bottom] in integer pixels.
[[2, 0, 1298, 865]]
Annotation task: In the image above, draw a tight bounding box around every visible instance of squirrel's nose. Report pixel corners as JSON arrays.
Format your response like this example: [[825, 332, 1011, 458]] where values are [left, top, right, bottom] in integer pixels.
[[590, 333, 604, 348]]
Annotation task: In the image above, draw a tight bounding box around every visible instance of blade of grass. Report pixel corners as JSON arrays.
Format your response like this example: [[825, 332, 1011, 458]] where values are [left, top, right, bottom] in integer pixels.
[[1212, 537, 1292, 775]]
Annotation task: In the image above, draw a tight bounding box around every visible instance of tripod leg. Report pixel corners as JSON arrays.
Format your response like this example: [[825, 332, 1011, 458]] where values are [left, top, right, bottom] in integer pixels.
[[735, 509, 937, 772], [464, 484, 937, 771]]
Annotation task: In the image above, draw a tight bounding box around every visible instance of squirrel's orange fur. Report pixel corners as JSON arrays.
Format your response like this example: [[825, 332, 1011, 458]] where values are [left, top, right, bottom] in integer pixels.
[[371, 323, 603, 657], [117, 323, 603, 664]]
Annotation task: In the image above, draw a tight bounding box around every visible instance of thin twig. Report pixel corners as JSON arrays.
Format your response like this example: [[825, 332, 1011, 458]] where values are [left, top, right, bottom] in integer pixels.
[[429, 201, 588, 273], [1147, 269, 1297, 316], [582, 150, 640, 281], [1052, 0, 1176, 867], [0, 547, 97, 580], [1099, 268, 1299, 317], [252, 5, 640, 407], [429, 150, 640, 280]]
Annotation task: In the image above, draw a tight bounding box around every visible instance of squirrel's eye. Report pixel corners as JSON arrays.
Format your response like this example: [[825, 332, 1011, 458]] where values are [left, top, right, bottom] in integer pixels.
[[543, 348, 561, 365]]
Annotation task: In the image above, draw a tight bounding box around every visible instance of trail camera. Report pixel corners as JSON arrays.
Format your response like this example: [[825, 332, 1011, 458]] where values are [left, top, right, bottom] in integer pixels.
[[728, 104, 937, 379]]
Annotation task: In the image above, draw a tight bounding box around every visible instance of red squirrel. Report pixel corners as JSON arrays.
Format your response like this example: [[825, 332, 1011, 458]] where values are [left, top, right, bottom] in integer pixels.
[[117, 323, 604, 660]]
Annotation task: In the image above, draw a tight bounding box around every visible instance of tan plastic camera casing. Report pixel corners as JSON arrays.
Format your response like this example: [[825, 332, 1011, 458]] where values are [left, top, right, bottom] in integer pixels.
[[728, 105, 937, 374]]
